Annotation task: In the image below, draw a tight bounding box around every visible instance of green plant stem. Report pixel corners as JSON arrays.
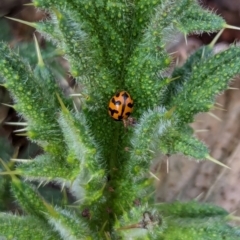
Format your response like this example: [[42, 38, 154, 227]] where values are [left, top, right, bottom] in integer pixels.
[[104, 122, 121, 231], [109, 123, 121, 180]]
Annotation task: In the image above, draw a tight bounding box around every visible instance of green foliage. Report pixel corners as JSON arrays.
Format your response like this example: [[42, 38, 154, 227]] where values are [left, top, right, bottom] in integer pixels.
[[169, 46, 240, 123], [159, 218, 240, 240], [0, 214, 60, 240], [0, 0, 240, 239], [0, 137, 13, 211]]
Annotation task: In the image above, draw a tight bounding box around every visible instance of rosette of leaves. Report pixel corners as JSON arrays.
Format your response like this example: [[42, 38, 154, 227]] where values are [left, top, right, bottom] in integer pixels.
[[0, 0, 240, 239]]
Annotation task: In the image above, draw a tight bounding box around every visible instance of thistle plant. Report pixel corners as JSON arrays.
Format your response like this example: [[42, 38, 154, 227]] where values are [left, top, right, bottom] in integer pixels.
[[1, 0, 240, 239]]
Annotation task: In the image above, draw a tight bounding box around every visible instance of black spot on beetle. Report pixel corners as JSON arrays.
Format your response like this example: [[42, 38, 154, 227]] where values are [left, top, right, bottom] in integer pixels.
[[112, 98, 121, 105], [124, 112, 131, 117], [121, 91, 129, 100], [109, 107, 118, 116], [127, 102, 133, 108]]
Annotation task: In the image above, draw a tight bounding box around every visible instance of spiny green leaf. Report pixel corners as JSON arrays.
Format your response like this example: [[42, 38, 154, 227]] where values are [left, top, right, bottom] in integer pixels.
[[17, 154, 78, 183], [131, 107, 172, 166], [47, 207, 93, 240], [170, 46, 240, 123], [160, 217, 240, 240], [156, 201, 228, 218], [0, 43, 63, 145], [163, 46, 214, 106], [0, 214, 60, 240]]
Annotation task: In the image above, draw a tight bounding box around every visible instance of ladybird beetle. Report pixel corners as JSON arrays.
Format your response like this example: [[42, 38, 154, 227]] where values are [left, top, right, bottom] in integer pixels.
[[108, 91, 133, 121]]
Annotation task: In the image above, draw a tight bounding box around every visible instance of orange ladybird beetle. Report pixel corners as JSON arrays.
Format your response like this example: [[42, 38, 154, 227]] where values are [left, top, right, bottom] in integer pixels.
[[108, 91, 134, 121]]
